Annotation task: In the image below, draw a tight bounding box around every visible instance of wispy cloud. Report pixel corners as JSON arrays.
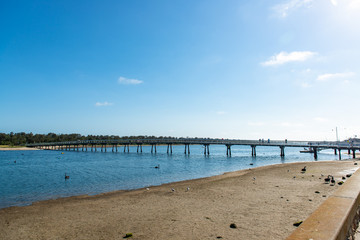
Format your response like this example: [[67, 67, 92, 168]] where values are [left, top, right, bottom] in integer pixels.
[[95, 101, 113, 107], [262, 51, 317, 66], [273, 0, 314, 18], [330, 0, 338, 6], [118, 76, 143, 85], [316, 72, 355, 81]]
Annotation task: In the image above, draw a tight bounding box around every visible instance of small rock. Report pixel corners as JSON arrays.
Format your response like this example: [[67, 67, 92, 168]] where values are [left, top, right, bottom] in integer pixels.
[[230, 223, 237, 229], [342, 176, 346, 180], [322, 195, 326, 197], [346, 174, 352, 178], [309, 199, 312, 201], [249, 163, 253, 165], [293, 221, 303, 227], [354, 163, 358, 165], [217, 236, 223, 239], [315, 191, 320, 194], [338, 181, 344, 185]]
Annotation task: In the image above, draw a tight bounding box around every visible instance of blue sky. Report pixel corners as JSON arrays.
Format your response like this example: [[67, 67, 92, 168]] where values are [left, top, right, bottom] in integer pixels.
[[1, 0, 359, 140]]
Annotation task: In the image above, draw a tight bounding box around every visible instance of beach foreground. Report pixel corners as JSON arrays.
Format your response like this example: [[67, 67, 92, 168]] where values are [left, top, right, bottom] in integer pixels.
[[1, 160, 359, 240]]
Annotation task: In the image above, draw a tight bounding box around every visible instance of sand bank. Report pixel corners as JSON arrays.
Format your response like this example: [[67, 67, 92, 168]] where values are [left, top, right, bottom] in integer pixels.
[[0, 147, 38, 151], [0, 160, 359, 240]]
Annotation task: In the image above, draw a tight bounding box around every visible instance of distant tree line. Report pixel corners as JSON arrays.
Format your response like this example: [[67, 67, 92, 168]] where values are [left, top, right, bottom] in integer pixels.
[[0, 132, 176, 146]]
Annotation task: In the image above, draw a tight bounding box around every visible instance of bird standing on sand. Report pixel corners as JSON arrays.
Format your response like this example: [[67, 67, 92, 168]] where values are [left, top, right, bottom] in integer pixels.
[[301, 166, 306, 172], [331, 176, 335, 184], [171, 188, 175, 192], [324, 175, 331, 182]]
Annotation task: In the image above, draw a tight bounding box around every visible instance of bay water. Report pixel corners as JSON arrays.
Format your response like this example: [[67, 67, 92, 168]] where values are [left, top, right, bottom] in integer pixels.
[[0, 145, 349, 209]]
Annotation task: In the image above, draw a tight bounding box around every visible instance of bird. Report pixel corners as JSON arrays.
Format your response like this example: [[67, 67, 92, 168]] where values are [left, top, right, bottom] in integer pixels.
[[171, 188, 175, 192], [324, 175, 331, 182], [65, 173, 70, 180], [186, 187, 190, 192], [331, 177, 335, 184], [301, 166, 307, 172], [155, 164, 160, 169]]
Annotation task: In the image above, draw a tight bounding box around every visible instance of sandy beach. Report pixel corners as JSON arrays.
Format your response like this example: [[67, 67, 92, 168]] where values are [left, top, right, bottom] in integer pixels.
[[0, 147, 38, 151], [0, 160, 359, 240]]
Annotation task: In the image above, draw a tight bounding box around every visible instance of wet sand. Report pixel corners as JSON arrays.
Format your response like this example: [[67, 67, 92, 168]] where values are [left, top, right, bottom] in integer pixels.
[[0, 160, 359, 240]]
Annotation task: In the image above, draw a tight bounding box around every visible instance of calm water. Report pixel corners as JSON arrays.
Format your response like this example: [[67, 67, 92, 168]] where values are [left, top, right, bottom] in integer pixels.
[[0, 145, 349, 209]]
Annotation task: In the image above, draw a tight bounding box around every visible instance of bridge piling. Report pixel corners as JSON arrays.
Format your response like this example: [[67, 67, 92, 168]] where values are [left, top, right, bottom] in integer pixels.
[[280, 146, 285, 157], [313, 148, 318, 160], [339, 149, 341, 160], [251, 145, 256, 157], [226, 145, 231, 156]]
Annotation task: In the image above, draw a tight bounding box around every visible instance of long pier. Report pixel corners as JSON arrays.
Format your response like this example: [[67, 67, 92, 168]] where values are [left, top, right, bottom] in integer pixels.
[[26, 138, 360, 160]]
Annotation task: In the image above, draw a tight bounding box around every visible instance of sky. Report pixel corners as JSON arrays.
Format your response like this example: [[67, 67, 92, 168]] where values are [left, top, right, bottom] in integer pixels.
[[1, 0, 360, 140]]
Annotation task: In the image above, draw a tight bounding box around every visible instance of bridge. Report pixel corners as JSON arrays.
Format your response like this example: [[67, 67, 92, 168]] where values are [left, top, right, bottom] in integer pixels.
[[26, 138, 360, 160]]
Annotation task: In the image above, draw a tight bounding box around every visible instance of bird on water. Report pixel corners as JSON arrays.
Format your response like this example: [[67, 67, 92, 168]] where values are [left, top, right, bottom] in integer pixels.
[[65, 173, 70, 180]]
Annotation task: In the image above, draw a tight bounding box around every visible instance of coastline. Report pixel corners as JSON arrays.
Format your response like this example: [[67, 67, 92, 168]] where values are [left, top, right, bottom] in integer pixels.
[[0, 147, 39, 151], [1, 160, 359, 239]]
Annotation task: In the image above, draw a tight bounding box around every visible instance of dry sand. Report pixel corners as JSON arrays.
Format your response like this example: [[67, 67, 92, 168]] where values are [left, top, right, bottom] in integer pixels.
[[0, 160, 359, 240], [0, 147, 38, 151]]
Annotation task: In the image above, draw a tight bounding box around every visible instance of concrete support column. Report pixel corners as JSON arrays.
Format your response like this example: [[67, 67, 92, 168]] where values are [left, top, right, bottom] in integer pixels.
[[353, 149, 356, 159], [251, 145, 256, 157], [184, 144, 190, 154], [226, 145, 231, 156], [334, 149, 337, 155], [339, 149, 341, 160], [313, 147, 318, 160], [280, 146, 285, 157]]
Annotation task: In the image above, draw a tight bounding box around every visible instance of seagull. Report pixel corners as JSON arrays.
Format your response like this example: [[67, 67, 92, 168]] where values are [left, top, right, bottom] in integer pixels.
[[301, 166, 307, 172], [171, 188, 175, 192], [186, 187, 190, 192]]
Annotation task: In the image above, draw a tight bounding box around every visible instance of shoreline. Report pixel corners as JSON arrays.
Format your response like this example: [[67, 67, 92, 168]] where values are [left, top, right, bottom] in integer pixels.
[[0, 147, 39, 151], [1, 160, 359, 239]]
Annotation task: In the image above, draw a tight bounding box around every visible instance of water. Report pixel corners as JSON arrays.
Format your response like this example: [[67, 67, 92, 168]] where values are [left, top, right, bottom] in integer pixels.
[[0, 145, 349, 209]]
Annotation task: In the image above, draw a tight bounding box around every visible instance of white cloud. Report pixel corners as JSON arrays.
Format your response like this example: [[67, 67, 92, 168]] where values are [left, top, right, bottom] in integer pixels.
[[262, 51, 317, 66], [273, 0, 314, 18], [316, 72, 355, 81], [330, 0, 338, 6], [118, 76, 143, 85], [95, 101, 113, 107]]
